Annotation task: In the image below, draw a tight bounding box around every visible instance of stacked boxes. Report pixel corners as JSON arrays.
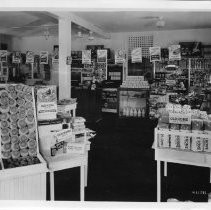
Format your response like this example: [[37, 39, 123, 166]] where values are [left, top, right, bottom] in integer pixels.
[[120, 76, 149, 89], [156, 103, 211, 153]]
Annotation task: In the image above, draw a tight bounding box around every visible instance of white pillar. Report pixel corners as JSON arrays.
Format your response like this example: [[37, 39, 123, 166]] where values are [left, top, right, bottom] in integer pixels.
[[58, 17, 71, 100]]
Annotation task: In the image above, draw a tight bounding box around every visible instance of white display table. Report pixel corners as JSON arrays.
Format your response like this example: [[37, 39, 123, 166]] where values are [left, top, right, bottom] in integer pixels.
[[154, 128, 211, 202], [43, 139, 91, 201]]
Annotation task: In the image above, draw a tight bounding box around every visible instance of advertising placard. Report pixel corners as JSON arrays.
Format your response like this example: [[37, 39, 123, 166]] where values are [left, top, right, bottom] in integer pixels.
[[26, 51, 34, 63], [149, 47, 161, 62], [131, 48, 142, 63], [40, 51, 48, 64], [115, 49, 125, 64], [52, 45, 59, 64], [97, 49, 107, 63], [169, 45, 181, 61], [12, 51, 21, 63], [37, 86, 57, 120], [82, 50, 91, 64], [0, 50, 7, 62]]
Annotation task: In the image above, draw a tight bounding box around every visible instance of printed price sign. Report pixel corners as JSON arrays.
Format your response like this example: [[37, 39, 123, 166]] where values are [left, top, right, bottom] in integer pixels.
[[131, 48, 142, 63], [169, 45, 181, 61], [115, 49, 125, 64], [169, 113, 191, 124], [149, 47, 161, 62], [82, 50, 91, 64], [26, 51, 34, 63], [97, 49, 107, 63], [40, 51, 48, 64], [0, 50, 7, 62]]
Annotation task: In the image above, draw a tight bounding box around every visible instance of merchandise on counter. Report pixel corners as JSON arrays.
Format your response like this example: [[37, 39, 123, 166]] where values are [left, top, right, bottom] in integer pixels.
[[120, 76, 149, 89]]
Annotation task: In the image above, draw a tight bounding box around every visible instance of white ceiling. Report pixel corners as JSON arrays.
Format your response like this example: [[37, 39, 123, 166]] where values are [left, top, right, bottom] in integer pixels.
[[0, 11, 211, 37], [73, 11, 211, 33]]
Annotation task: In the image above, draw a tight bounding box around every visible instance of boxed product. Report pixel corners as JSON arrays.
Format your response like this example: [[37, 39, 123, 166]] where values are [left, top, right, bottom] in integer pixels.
[[53, 128, 75, 143], [157, 133, 170, 148], [203, 137, 211, 153], [180, 135, 191, 150], [191, 136, 203, 152], [170, 134, 181, 149], [63, 142, 86, 154]]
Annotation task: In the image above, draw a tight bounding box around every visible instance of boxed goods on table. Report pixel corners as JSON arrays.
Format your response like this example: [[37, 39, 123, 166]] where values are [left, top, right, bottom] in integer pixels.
[[155, 103, 211, 153], [0, 84, 47, 200], [120, 76, 149, 89], [57, 98, 77, 115]]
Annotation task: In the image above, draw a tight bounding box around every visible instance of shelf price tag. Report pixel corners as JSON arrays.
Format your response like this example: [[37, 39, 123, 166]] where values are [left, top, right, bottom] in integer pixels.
[[169, 113, 191, 124]]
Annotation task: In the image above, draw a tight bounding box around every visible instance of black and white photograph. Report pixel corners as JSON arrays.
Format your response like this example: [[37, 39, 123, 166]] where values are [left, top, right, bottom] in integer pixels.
[[0, 1, 211, 210]]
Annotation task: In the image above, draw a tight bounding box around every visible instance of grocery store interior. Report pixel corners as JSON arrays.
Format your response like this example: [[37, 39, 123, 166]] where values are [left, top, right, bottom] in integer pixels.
[[0, 1, 211, 203]]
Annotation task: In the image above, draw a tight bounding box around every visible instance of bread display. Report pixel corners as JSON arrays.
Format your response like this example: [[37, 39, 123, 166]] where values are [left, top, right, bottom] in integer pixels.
[[0, 84, 39, 168]]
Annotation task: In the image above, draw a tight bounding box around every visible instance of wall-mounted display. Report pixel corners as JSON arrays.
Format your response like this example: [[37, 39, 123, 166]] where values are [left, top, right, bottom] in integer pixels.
[[40, 51, 48, 64]]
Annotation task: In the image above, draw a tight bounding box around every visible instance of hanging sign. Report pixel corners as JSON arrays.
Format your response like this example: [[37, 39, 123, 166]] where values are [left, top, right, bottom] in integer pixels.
[[97, 49, 107, 63], [40, 51, 48, 64], [169, 45, 181, 61], [37, 86, 57, 120], [12, 51, 21, 63], [52, 45, 59, 64], [149, 47, 161, 62], [26, 51, 34, 63], [115, 49, 125, 64], [131, 48, 142, 63], [0, 50, 7, 62], [82, 50, 91, 64], [66, 56, 72, 65]]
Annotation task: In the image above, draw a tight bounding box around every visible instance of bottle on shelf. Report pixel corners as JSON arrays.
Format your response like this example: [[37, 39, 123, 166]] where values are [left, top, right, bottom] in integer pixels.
[[134, 108, 138, 117], [137, 109, 142, 118], [126, 107, 129, 117], [142, 108, 145, 118], [129, 108, 134, 117]]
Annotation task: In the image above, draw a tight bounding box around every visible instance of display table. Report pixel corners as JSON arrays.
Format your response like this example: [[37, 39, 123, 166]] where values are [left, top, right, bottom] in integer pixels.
[[154, 128, 211, 202], [43, 140, 91, 201]]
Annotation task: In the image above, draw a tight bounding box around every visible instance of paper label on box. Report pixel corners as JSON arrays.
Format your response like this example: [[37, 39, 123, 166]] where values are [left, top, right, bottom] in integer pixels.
[[65, 142, 86, 154], [53, 129, 73, 143], [37, 102, 57, 120], [169, 113, 191, 124]]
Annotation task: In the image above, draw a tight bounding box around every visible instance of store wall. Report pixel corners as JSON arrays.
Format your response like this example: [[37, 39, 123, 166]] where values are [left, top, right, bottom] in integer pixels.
[[109, 28, 211, 50]]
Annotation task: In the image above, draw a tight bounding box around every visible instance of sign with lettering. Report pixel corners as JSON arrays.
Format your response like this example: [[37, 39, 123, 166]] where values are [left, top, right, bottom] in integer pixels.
[[169, 113, 191, 124], [131, 48, 142, 63], [149, 47, 161, 62]]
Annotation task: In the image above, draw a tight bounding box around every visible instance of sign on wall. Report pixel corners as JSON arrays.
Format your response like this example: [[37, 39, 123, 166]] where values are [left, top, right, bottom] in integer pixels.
[[52, 45, 59, 64], [131, 48, 142, 63], [169, 45, 181, 61], [40, 51, 49, 64], [149, 47, 161, 62]]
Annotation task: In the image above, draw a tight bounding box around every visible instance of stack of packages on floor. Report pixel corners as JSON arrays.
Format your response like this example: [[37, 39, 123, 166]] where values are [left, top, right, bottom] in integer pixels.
[[0, 84, 40, 169], [50, 117, 87, 156], [156, 103, 211, 152]]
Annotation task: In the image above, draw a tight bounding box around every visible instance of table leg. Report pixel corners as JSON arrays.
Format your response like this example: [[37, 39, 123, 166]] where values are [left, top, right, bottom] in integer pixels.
[[80, 165, 85, 201], [164, 161, 167, 177], [73, 109, 76, 117], [210, 168, 211, 184], [50, 171, 55, 201], [157, 160, 161, 202]]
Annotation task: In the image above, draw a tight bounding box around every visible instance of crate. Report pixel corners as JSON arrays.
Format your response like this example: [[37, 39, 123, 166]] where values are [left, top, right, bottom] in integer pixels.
[[0, 154, 47, 200]]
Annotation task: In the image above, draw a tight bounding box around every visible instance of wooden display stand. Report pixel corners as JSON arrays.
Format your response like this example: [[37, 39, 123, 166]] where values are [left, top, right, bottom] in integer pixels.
[[0, 85, 48, 200], [0, 154, 47, 200], [153, 128, 211, 202]]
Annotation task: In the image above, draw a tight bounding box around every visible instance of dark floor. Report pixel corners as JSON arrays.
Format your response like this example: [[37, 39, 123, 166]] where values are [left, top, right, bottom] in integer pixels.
[[46, 113, 210, 202]]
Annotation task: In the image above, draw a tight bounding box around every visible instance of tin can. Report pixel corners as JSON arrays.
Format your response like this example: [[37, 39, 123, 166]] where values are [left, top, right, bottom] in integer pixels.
[[180, 136, 191, 150], [192, 136, 203, 152], [170, 134, 181, 149]]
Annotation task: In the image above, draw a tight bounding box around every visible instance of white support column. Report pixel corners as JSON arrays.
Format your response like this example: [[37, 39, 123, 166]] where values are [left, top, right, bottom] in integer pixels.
[[58, 17, 71, 100]]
